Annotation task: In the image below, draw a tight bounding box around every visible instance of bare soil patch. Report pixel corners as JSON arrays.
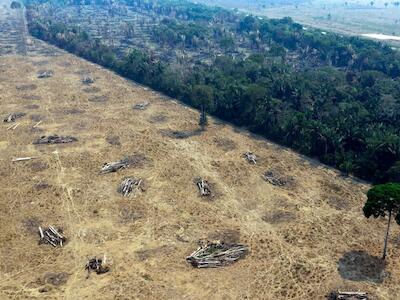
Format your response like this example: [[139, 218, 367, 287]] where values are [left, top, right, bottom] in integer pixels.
[[148, 114, 168, 124], [214, 137, 236, 151], [88, 95, 108, 103], [106, 135, 121, 146], [338, 251, 387, 283], [160, 129, 202, 139], [83, 86, 101, 93], [22, 95, 42, 101], [16, 84, 37, 91], [1, 51, 395, 300], [41, 272, 69, 286]]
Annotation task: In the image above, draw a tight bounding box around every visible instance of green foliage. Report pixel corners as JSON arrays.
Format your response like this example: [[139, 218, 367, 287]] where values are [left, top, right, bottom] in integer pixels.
[[364, 183, 400, 223], [25, 0, 400, 182], [191, 84, 214, 111], [386, 161, 400, 183]]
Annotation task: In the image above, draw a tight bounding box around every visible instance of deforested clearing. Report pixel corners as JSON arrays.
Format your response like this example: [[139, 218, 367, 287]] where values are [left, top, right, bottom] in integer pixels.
[[1, 7, 400, 300]]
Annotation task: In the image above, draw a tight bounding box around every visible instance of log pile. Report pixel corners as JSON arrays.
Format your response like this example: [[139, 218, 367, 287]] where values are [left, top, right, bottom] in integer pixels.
[[38, 225, 66, 247], [3, 112, 26, 123], [85, 255, 110, 277], [132, 101, 150, 110], [101, 159, 129, 174], [186, 241, 248, 268], [243, 151, 257, 164], [82, 76, 94, 84], [262, 171, 287, 186], [33, 135, 78, 145], [329, 291, 368, 300], [195, 178, 212, 197], [37, 70, 53, 78], [118, 177, 143, 197]]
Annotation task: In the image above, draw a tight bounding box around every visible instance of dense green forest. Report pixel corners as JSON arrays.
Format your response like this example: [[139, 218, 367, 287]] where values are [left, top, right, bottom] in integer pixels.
[[25, 0, 400, 183]]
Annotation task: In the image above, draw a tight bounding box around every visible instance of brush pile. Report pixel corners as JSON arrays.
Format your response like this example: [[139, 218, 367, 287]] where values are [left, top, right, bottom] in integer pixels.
[[101, 159, 130, 174], [82, 76, 94, 84], [118, 177, 143, 197], [262, 171, 287, 187], [38, 225, 66, 247], [243, 152, 257, 164], [85, 255, 110, 277], [33, 135, 78, 145], [186, 241, 248, 268], [37, 70, 53, 78], [195, 177, 212, 197], [3, 112, 26, 123], [328, 291, 368, 300], [132, 101, 150, 110]]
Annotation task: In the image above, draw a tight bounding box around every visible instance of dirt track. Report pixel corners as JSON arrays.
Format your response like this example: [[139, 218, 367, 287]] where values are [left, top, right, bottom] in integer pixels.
[[1, 2, 400, 300]]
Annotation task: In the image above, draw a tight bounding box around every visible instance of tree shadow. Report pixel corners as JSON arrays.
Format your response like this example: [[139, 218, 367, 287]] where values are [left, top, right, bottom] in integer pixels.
[[338, 250, 387, 283]]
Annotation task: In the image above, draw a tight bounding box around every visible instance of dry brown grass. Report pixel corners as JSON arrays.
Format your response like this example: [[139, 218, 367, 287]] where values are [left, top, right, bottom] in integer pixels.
[[1, 6, 400, 298]]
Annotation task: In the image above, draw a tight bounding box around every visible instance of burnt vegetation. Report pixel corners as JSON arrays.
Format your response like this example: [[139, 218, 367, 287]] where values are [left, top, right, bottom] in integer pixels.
[[24, 0, 400, 182]]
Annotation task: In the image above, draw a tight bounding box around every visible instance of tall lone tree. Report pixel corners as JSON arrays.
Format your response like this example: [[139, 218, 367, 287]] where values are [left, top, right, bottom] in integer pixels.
[[363, 183, 400, 260], [191, 85, 214, 130]]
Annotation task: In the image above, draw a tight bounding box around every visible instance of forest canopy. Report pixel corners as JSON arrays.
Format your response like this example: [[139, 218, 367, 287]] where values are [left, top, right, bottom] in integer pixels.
[[25, 0, 400, 182]]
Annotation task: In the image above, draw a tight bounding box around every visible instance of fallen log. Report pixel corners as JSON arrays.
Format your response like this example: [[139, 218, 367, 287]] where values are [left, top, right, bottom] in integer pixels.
[[12, 157, 36, 162], [100, 159, 129, 174], [7, 122, 20, 130], [33, 120, 42, 128]]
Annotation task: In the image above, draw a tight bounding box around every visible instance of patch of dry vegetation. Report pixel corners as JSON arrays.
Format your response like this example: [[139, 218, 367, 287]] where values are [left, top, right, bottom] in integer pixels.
[[0, 5, 400, 298]]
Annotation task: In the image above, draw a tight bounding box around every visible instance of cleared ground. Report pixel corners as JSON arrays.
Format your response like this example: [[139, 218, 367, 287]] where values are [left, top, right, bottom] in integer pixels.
[[197, 0, 400, 48], [1, 2, 400, 300]]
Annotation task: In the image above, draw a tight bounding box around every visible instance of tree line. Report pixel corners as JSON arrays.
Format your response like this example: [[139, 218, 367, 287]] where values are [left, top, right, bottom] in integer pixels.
[[25, 0, 400, 183]]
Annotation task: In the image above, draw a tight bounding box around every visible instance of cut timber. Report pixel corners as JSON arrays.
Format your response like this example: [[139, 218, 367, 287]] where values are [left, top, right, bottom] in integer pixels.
[[118, 177, 143, 197], [38, 225, 66, 247], [101, 159, 129, 174], [7, 122, 20, 130], [195, 177, 212, 197], [243, 151, 257, 164], [12, 157, 36, 162], [328, 291, 368, 300], [33, 120, 42, 128], [187, 241, 248, 268], [33, 135, 78, 145]]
